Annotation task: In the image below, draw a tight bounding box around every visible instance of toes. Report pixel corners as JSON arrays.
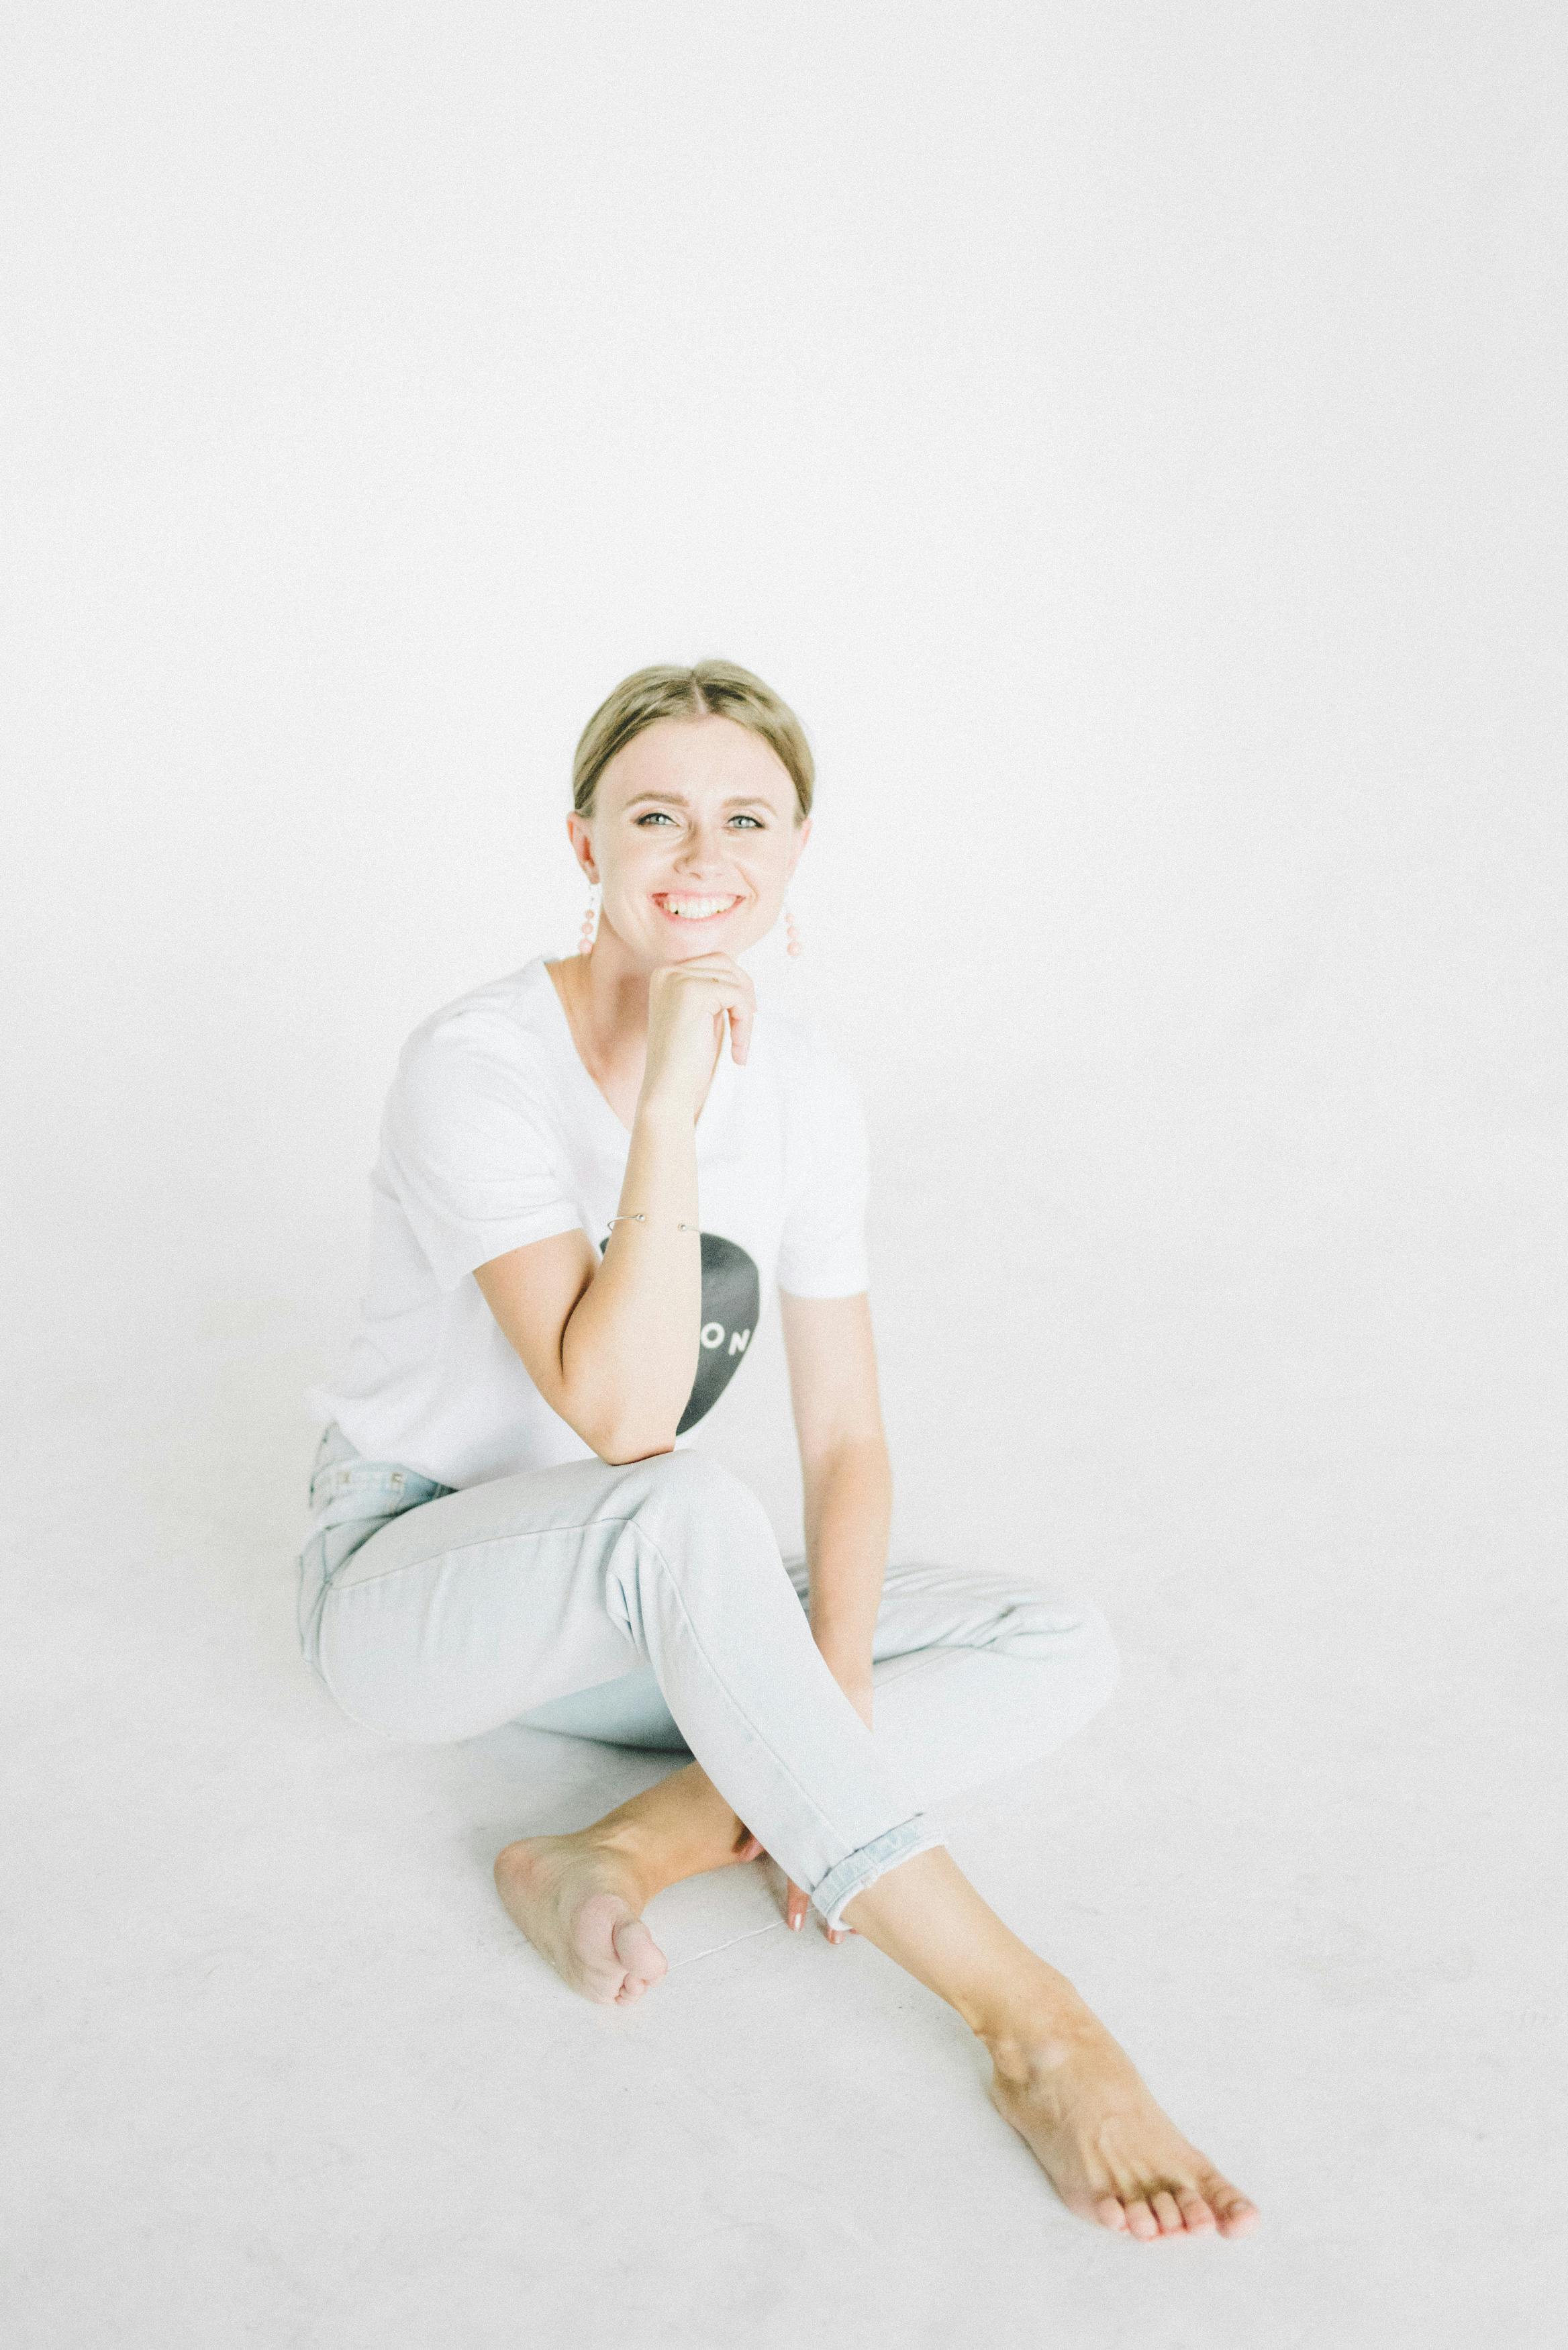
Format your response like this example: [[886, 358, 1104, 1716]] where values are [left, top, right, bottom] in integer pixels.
[[1091, 2195, 1129, 2233], [1123, 2198, 1161, 2243], [1176, 2187, 1218, 2235], [1202, 2176, 1259, 2237], [1148, 2190, 1185, 2237], [611, 1915, 667, 1995]]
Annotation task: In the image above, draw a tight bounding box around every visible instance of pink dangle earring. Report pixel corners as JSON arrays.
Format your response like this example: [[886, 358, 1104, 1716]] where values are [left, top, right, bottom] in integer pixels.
[[579, 881, 599, 954], [784, 900, 803, 958]]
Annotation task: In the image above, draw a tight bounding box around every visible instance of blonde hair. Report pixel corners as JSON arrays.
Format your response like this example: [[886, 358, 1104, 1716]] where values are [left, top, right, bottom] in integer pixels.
[[571, 659, 814, 824]]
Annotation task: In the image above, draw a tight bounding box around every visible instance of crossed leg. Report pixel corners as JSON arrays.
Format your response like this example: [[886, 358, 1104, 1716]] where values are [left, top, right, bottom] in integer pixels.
[[494, 1756, 1257, 2243], [317, 1437, 1255, 2243], [494, 1761, 761, 2006]]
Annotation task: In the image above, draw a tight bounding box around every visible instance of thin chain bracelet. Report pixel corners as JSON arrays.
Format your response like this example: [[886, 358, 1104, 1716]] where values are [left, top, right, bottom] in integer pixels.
[[607, 1214, 699, 1232]]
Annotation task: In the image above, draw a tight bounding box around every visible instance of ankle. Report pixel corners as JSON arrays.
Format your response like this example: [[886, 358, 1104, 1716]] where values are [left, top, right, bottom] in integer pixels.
[[970, 1969, 1096, 2076], [573, 1773, 754, 1899], [581, 1822, 664, 1903], [586, 1815, 750, 1900]]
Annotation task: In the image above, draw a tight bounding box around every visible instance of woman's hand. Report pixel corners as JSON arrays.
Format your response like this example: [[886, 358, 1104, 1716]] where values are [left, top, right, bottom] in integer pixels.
[[780, 1661, 875, 1944], [641, 951, 756, 1121]]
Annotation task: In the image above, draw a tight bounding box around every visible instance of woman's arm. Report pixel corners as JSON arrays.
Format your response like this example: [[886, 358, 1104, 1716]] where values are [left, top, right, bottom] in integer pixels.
[[778, 1289, 891, 1713], [474, 1092, 701, 1462], [475, 953, 756, 1464]]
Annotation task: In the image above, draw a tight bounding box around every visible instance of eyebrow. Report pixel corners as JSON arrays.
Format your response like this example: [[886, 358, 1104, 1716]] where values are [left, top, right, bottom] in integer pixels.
[[621, 791, 775, 811]]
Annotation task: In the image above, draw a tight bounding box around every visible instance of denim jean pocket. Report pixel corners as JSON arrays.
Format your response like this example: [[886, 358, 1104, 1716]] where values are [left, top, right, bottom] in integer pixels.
[[297, 1456, 452, 1671], [311, 1460, 403, 1517]]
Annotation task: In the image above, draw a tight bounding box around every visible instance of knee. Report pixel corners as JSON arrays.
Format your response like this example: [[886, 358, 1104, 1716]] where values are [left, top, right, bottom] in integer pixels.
[[627, 1446, 775, 1552], [607, 1450, 784, 1634]]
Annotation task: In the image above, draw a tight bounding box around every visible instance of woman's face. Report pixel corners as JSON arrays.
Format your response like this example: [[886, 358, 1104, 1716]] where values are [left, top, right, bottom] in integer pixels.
[[571, 714, 810, 966]]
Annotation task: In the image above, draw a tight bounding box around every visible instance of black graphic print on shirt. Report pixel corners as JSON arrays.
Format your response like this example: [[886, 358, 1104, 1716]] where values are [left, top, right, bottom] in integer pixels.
[[597, 1229, 761, 1434]]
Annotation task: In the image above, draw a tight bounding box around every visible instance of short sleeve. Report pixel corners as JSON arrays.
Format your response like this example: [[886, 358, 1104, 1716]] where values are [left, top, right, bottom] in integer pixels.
[[775, 1045, 871, 1299], [379, 1013, 583, 1291]]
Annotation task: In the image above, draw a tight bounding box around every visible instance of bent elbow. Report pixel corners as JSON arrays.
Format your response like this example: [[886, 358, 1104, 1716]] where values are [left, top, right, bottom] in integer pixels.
[[592, 1421, 681, 1467], [558, 1369, 682, 1464]]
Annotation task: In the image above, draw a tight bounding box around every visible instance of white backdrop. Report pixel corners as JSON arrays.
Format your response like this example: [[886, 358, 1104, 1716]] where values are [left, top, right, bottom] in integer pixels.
[[5, 4, 1561, 1536], [3, 8, 1564, 2341]]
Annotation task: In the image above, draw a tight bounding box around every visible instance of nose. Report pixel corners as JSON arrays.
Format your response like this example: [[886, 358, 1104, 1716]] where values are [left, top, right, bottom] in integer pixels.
[[673, 820, 732, 879]]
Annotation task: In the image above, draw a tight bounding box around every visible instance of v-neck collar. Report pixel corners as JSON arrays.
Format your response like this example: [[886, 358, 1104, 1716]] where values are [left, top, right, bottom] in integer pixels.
[[534, 955, 730, 1145]]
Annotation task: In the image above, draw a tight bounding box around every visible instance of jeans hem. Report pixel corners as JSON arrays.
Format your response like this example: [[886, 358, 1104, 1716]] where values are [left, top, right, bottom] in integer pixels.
[[809, 1816, 946, 1933]]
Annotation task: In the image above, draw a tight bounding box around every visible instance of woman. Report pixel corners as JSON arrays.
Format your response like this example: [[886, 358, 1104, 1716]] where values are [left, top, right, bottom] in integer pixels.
[[298, 659, 1259, 2245]]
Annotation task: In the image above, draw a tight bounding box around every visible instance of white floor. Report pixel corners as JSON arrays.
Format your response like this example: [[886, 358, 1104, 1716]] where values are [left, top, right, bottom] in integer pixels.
[[5, 2, 1561, 2333], [7, 1084, 1561, 2350]]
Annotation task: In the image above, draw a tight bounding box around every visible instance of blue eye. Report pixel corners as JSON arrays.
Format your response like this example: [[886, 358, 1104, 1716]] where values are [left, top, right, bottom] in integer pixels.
[[634, 810, 765, 827]]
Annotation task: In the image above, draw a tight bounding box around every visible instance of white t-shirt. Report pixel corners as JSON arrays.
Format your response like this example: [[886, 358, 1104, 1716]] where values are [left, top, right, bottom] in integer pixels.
[[305, 953, 871, 1488]]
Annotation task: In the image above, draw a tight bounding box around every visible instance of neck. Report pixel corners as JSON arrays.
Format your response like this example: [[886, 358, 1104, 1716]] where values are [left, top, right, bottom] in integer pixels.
[[552, 930, 654, 1062]]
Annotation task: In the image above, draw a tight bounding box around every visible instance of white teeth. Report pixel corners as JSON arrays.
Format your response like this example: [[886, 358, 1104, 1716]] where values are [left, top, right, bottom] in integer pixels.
[[660, 896, 736, 918]]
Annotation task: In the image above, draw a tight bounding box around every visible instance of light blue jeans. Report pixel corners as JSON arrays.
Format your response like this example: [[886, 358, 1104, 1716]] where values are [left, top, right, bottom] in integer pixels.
[[297, 1422, 1120, 1931]]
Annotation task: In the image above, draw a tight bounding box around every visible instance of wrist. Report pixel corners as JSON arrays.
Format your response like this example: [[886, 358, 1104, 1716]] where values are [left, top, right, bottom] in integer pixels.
[[812, 1621, 873, 1675], [817, 1642, 874, 1729], [634, 1086, 699, 1133]]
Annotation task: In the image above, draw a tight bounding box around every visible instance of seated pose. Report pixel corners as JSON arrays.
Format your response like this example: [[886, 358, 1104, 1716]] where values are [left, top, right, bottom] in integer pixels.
[[299, 659, 1258, 2245]]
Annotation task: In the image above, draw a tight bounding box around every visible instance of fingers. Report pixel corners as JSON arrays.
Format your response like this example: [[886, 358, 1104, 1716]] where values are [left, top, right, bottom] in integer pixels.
[[701, 960, 753, 1065], [644, 959, 756, 1109], [728, 965, 755, 1065], [775, 1867, 854, 1944], [658, 956, 756, 1066]]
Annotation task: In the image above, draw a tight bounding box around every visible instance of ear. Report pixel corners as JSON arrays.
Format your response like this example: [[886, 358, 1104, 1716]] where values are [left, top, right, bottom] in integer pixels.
[[785, 814, 812, 880], [565, 810, 599, 885]]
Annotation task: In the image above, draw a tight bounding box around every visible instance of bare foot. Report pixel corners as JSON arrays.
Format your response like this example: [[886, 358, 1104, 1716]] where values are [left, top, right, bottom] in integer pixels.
[[987, 2004, 1260, 2242], [493, 1834, 668, 2007]]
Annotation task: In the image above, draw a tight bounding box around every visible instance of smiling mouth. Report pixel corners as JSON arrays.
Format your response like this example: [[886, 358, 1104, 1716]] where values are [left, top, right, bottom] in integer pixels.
[[652, 893, 743, 921]]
